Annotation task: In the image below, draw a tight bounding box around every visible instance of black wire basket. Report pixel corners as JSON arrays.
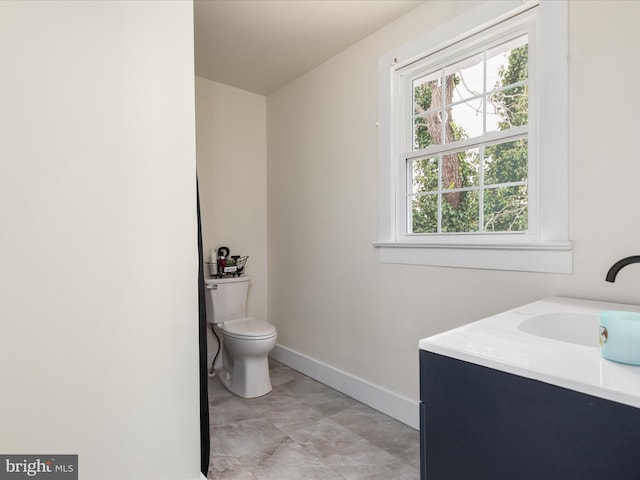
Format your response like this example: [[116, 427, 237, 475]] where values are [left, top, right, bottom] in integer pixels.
[[206, 256, 248, 278]]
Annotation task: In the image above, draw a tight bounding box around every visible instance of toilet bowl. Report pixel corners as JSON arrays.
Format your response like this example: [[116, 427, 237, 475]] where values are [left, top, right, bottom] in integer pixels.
[[205, 276, 278, 398], [218, 317, 277, 398]]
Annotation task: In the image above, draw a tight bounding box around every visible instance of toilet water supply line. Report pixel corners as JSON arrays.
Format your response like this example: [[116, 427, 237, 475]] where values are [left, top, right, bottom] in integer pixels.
[[208, 324, 221, 377], [206, 281, 221, 377]]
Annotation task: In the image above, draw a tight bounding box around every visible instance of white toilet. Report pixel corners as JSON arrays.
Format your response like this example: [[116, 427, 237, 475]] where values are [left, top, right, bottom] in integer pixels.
[[205, 276, 277, 398]]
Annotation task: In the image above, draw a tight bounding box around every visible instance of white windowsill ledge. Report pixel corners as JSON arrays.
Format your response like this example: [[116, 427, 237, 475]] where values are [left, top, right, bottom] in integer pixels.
[[373, 241, 573, 274]]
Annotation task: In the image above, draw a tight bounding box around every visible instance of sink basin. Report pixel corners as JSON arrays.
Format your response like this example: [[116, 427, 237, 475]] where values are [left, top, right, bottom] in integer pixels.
[[419, 297, 640, 410], [518, 312, 599, 347]]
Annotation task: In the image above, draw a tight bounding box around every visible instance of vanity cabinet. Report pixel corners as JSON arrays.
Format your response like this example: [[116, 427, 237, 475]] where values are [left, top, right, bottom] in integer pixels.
[[419, 350, 640, 480]]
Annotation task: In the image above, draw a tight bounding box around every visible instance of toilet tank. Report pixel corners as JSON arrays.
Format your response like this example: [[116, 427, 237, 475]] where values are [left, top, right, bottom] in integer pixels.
[[205, 276, 250, 324]]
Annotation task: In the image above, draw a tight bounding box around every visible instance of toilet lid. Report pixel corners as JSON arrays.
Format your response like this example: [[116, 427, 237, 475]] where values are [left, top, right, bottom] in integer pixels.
[[222, 317, 277, 339]]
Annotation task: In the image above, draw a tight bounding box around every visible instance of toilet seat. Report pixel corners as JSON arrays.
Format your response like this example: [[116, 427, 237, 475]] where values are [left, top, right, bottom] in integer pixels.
[[221, 317, 277, 340]]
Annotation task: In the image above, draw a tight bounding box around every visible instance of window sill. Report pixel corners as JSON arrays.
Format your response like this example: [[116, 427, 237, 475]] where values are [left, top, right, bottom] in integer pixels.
[[373, 241, 573, 274]]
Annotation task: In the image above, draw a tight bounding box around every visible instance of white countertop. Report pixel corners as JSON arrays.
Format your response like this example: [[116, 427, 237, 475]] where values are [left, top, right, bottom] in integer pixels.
[[419, 297, 640, 409]]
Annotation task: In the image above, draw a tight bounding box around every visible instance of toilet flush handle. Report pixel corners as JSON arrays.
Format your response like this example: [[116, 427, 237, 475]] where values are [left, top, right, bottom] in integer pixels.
[[206, 283, 218, 290]]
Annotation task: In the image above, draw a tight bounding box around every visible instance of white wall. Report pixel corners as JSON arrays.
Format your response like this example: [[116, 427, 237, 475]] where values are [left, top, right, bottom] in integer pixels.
[[195, 77, 268, 321], [267, 0, 640, 404], [0, 1, 200, 478]]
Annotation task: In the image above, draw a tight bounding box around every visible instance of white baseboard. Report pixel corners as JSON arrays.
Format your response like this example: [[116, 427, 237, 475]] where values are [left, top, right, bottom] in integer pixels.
[[270, 344, 419, 430]]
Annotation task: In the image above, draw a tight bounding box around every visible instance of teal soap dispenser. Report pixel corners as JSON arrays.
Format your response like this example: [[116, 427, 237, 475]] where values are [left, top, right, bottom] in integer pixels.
[[600, 311, 640, 365], [602, 255, 640, 365]]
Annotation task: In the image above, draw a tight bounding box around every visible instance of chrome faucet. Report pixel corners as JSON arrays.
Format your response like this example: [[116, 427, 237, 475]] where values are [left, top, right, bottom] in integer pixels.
[[606, 256, 640, 282]]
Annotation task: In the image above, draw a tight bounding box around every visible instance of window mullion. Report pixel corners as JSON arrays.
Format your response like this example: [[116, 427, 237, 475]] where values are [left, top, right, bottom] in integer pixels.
[[406, 126, 528, 160], [482, 49, 487, 137], [479, 145, 485, 232], [437, 153, 442, 233]]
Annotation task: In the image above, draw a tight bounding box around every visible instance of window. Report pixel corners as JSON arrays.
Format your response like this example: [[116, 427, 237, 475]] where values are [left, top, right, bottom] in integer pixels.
[[375, 0, 571, 273], [408, 33, 529, 235]]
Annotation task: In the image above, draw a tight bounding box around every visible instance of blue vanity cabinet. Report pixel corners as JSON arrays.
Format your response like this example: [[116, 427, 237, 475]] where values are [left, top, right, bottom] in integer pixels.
[[419, 350, 640, 480]]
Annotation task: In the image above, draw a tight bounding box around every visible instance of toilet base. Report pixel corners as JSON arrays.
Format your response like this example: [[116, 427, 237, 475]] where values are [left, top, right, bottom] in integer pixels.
[[218, 354, 272, 398], [211, 320, 277, 399]]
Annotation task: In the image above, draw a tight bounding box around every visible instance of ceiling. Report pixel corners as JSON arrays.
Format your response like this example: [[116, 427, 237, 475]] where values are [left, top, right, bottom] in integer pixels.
[[193, 0, 426, 96]]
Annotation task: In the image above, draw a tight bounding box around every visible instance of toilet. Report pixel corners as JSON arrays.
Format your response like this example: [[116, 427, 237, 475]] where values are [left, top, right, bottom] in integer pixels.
[[204, 276, 277, 398]]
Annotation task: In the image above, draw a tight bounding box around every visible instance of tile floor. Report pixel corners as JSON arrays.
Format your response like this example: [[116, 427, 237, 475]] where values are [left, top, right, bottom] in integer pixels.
[[207, 359, 420, 480]]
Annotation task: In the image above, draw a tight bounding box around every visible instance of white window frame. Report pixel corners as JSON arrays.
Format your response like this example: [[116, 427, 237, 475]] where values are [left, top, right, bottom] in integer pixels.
[[375, 0, 571, 274]]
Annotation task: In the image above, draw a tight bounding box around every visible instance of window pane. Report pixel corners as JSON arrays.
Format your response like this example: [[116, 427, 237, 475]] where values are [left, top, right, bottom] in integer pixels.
[[413, 71, 440, 115], [414, 79, 433, 114], [484, 138, 528, 185], [488, 85, 528, 130], [411, 194, 438, 233], [449, 98, 484, 140], [442, 190, 479, 233], [486, 37, 528, 91], [443, 148, 480, 189], [446, 53, 484, 104], [410, 157, 438, 193], [413, 110, 444, 149], [483, 185, 528, 232]]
